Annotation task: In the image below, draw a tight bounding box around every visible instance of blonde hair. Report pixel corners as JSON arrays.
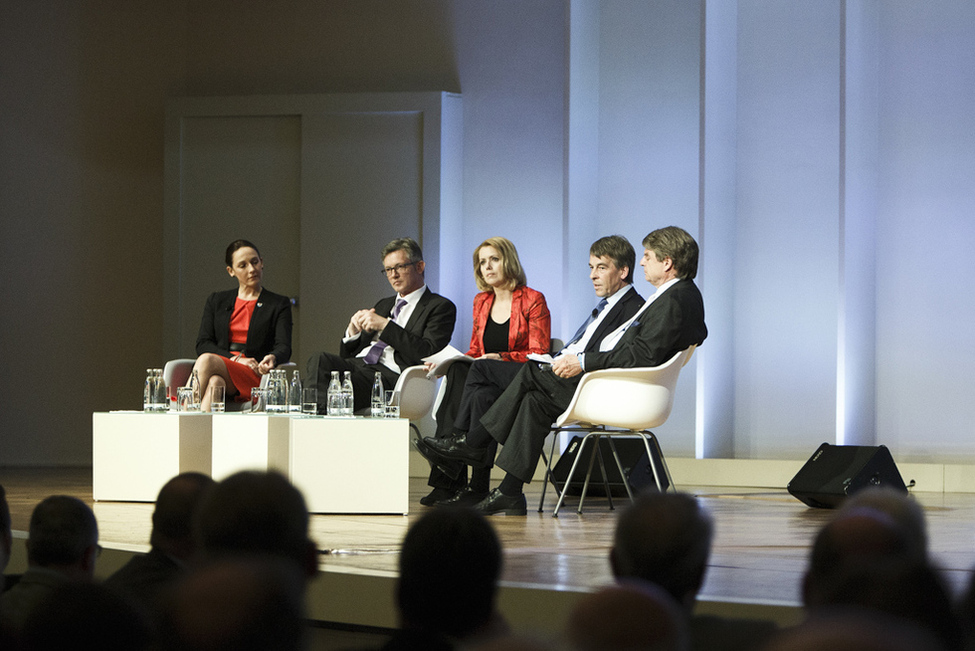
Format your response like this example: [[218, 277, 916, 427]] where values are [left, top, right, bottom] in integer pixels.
[[473, 237, 526, 292]]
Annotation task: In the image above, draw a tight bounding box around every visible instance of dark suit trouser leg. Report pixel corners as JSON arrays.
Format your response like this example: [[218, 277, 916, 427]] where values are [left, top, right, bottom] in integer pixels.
[[428, 362, 472, 490], [480, 363, 579, 483]]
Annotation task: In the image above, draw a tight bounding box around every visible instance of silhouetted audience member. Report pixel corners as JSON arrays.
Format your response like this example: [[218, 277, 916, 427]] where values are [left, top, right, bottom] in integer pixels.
[[802, 506, 912, 608], [565, 581, 689, 651], [157, 556, 306, 651], [0, 495, 98, 634], [763, 610, 945, 651], [836, 486, 928, 559], [610, 492, 777, 651], [956, 565, 975, 651], [104, 471, 215, 612], [193, 470, 318, 580], [19, 581, 152, 651], [384, 508, 507, 650]]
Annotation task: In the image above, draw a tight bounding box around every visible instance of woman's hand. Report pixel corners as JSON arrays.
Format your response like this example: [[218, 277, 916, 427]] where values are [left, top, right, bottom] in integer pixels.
[[233, 356, 261, 374], [477, 353, 502, 361], [257, 354, 277, 375]]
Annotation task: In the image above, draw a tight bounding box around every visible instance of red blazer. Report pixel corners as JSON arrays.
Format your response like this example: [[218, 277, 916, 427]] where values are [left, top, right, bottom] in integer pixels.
[[467, 285, 551, 363]]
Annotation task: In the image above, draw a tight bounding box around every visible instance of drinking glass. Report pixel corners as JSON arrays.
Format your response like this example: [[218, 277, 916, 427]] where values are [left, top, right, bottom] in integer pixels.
[[301, 387, 318, 415], [177, 387, 196, 412], [210, 385, 225, 413], [250, 388, 268, 414], [384, 390, 400, 418]]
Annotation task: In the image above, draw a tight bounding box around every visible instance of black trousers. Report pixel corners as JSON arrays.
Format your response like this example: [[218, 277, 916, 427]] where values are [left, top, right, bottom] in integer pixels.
[[306, 352, 399, 414], [480, 361, 581, 483], [427, 359, 524, 490]]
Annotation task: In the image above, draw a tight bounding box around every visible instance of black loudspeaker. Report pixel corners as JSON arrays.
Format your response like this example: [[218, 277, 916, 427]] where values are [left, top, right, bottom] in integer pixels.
[[787, 443, 907, 508], [549, 436, 665, 497]]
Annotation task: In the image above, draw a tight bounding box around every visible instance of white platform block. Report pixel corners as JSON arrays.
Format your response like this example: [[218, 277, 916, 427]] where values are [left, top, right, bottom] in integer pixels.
[[288, 416, 410, 515], [92, 412, 212, 502], [211, 413, 291, 480]]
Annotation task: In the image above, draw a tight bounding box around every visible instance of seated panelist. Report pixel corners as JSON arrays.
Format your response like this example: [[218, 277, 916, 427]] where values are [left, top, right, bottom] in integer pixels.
[[422, 237, 551, 506], [307, 237, 457, 413], [191, 239, 293, 411], [423, 235, 644, 508]]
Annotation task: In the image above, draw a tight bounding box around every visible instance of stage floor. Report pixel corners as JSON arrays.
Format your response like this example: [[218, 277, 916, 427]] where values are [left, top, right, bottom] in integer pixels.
[[3, 467, 975, 632]]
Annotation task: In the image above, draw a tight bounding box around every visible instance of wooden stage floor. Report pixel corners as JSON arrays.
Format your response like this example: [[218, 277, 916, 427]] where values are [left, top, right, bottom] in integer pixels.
[[3, 467, 975, 632]]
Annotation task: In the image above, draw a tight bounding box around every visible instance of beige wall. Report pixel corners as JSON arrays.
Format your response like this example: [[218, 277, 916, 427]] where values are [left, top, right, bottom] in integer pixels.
[[0, 1, 566, 465]]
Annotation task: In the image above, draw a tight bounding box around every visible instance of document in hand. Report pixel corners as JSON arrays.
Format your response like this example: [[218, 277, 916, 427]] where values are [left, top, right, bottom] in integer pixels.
[[422, 345, 475, 378]]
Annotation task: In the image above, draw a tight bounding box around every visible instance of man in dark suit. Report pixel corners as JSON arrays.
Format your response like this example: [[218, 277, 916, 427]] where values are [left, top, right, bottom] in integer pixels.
[[308, 237, 456, 413], [421, 235, 645, 507], [417, 226, 707, 515], [103, 472, 215, 614]]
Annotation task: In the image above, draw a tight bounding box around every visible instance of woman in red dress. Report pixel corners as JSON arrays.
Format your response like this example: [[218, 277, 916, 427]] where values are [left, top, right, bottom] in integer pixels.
[[191, 240, 293, 411]]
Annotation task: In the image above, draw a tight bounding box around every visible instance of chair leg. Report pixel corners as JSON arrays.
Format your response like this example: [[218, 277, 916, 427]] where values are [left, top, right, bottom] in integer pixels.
[[606, 437, 636, 502], [638, 432, 676, 493], [552, 433, 594, 517], [577, 436, 601, 515], [538, 433, 559, 513], [647, 432, 676, 492], [594, 442, 616, 511]]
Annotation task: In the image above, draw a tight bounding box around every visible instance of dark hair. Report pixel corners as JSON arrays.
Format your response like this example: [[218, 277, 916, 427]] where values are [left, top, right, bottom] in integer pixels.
[[225, 240, 262, 267], [151, 472, 216, 546], [590, 235, 635, 283], [397, 508, 502, 638], [381, 237, 423, 264], [643, 226, 699, 280], [194, 471, 311, 569], [27, 495, 98, 567]]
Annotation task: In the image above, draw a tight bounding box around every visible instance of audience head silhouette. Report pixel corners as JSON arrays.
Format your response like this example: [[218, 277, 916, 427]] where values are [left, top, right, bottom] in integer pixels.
[[150, 471, 215, 561], [26, 495, 99, 579], [396, 507, 503, 641], [564, 581, 688, 651], [193, 470, 317, 579], [610, 492, 713, 612]]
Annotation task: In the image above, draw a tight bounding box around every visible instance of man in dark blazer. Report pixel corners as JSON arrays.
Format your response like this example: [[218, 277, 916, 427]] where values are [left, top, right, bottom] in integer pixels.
[[422, 235, 646, 506], [308, 237, 456, 413], [417, 226, 707, 515]]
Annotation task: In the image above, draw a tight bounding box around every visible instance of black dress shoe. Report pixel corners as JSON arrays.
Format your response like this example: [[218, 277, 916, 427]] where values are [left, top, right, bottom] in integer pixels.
[[474, 488, 528, 516], [421, 434, 491, 468], [419, 486, 458, 507], [435, 486, 490, 508], [413, 437, 465, 480]]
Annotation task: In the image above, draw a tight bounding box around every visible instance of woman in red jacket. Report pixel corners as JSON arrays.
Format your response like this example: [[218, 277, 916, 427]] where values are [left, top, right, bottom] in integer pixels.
[[423, 237, 550, 506]]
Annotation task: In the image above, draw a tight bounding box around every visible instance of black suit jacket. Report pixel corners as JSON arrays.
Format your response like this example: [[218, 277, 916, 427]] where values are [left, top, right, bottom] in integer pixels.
[[581, 285, 645, 353], [340, 288, 457, 370], [585, 279, 706, 371], [196, 288, 293, 363]]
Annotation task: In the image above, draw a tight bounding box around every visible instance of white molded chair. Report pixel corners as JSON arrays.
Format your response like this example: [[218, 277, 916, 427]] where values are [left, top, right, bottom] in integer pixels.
[[540, 345, 696, 516], [391, 365, 439, 438], [161, 358, 297, 412]]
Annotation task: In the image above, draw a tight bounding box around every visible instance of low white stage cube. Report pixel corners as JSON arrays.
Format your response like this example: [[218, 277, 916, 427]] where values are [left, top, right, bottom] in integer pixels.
[[93, 412, 410, 514], [210, 413, 291, 480], [288, 416, 411, 515], [92, 412, 212, 502]]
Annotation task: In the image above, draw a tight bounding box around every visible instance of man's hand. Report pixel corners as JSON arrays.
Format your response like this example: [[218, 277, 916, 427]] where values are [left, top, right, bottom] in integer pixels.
[[552, 354, 583, 378], [357, 308, 391, 333]]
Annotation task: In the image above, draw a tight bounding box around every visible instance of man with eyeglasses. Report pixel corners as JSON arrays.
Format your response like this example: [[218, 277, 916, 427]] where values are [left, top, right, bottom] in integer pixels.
[[307, 237, 456, 413]]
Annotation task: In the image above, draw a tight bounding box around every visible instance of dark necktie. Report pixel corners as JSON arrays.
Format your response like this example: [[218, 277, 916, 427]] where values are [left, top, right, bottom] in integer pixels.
[[567, 298, 609, 346], [363, 298, 407, 365]]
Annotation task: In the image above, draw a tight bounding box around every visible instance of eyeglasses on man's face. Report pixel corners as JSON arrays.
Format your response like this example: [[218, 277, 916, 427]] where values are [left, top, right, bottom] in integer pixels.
[[381, 261, 419, 276]]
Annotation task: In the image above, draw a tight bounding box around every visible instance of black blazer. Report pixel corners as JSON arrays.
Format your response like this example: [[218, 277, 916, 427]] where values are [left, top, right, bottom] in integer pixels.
[[196, 288, 293, 363], [582, 284, 645, 353], [340, 288, 457, 370], [584, 279, 706, 371]]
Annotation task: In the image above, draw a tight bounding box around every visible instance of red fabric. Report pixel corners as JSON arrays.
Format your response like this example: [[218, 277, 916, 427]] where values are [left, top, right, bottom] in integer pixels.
[[229, 298, 257, 344], [467, 285, 551, 363], [221, 356, 261, 401]]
